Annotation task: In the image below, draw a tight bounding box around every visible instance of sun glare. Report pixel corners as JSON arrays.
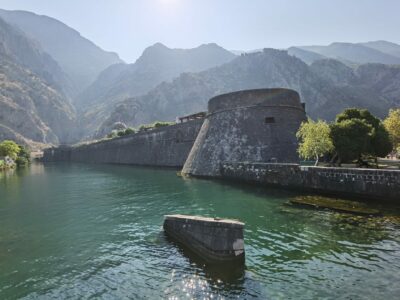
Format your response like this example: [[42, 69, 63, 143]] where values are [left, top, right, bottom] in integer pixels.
[[159, 0, 179, 5]]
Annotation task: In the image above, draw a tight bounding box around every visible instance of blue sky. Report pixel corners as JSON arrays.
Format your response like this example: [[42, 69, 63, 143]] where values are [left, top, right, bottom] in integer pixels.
[[1, 0, 399, 63]]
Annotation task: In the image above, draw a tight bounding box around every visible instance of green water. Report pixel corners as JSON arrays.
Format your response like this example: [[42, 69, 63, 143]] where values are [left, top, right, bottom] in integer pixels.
[[0, 163, 399, 299]]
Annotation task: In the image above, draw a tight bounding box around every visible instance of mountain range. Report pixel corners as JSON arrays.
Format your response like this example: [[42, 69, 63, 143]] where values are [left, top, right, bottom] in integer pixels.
[[97, 49, 399, 137], [0, 8, 399, 147], [289, 41, 400, 65], [77, 42, 236, 137]]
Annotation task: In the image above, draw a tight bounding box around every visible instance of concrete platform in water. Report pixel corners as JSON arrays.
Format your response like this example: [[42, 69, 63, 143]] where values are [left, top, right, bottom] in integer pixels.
[[163, 214, 245, 263]]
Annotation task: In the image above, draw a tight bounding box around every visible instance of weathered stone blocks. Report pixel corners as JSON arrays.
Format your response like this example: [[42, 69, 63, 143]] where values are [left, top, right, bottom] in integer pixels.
[[182, 88, 306, 177], [221, 162, 400, 202], [163, 214, 245, 263], [43, 119, 203, 167]]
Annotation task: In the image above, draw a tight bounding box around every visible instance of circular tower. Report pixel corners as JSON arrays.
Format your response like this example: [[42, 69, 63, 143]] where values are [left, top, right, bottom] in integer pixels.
[[181, 88, 306, 177]]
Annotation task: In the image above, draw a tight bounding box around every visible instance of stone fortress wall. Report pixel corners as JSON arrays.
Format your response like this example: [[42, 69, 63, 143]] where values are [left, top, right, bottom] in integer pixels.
[[182, 89, 307, 176], [43, 119, 203, 167]]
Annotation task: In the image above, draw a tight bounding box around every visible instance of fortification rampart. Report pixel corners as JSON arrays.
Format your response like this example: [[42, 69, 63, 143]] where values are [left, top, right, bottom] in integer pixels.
[[182, 89, 307, 177], [220, 162, 400, 202], [43, 119, 203, 167]]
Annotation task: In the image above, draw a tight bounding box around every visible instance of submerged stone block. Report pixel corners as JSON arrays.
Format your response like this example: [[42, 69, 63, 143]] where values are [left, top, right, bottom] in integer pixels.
[[163, 214, 245, 263]]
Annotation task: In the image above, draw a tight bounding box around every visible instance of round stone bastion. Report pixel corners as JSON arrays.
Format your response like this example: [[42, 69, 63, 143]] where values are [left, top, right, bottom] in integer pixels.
[[181, 88, 307, 177]]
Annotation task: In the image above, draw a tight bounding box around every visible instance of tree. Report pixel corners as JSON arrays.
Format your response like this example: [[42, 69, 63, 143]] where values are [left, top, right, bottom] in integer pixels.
[[330, 108, 392, 164], [124, 128, 135, 135], [372, 124, 393, 158], [330, 119, 372, 163], [296, 119, 334, 166], [107, 130, 118, 139], [0, 140, 20, 160], [384, 108, 400, 151], [16, 145, 31, 166]]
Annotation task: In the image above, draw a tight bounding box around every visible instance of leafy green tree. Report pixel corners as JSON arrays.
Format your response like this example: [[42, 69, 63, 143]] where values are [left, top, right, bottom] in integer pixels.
[[0, 140, 20, 160], [330, 119, 372, 163], [331, 108, 392, 164], [372, 125, 393, 158], [296, 119, 334, 166], [124, 128, 135, 135], [384, 108, 400, 151], [153, 121, 174, 128], [336, 108, 380, 128], [16, 145, 31, 166]]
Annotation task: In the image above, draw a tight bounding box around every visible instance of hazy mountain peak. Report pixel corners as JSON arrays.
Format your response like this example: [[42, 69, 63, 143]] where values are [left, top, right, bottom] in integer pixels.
[[298, 41, 400, 65], [360, 40, 400, 58], [198, 43, 225, 50], [0, 9, 123, 94], [145, 42, 169, 51]]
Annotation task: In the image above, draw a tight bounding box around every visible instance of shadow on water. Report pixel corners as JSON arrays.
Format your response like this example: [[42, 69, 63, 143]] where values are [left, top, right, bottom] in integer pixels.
[[152, 231, 257, 298], [161, 231, 247, 290]]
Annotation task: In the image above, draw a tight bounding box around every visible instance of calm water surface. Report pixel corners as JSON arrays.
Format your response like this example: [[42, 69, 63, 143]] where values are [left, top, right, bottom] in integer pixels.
[[0, 163, 399, 299]]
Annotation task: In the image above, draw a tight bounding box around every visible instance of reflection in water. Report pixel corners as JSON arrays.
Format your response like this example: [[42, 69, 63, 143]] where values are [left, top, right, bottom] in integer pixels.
[[164, 232, 246, 279], [0, 167, 15, 180], [0, 163, 399, 299]]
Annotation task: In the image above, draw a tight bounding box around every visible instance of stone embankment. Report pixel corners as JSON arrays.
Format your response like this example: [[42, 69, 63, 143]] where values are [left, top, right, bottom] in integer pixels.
[[220, 162, 400, 202]]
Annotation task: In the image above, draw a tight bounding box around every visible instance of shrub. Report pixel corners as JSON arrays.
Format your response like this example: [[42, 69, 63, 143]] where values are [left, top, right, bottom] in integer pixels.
[[16, 156, 29, 166], [124, 128, 136, 135], [18, 146, 31, 164], [107, 130, 118, 139], [153, 121, 174, 128], [0, 140, 20, 160]]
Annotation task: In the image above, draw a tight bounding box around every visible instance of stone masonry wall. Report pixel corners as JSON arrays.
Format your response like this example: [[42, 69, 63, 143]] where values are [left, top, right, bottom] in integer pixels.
[[163, 214, 245, 263], [182, 89, 306, 177], [43, 119, 203, 167], [221, 162, 400, 202]]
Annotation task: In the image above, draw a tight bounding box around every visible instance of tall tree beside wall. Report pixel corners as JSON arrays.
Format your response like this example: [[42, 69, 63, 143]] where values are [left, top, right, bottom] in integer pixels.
[[296, 119, 334, 166]]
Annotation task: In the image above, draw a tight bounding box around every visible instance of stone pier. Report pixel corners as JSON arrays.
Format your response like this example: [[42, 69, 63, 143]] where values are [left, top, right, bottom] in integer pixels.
[[163, 214, 245, 263]]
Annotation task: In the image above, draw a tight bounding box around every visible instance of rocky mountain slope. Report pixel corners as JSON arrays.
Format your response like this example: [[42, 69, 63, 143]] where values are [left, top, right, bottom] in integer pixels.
[[287, 47, 327, 65], [77, 43, 236, 109], [78, 43, 236, 136], [97, 49, 398, 137], [0, 9, 123, 95], [0, 16, 72, 96], [0, 16, 75, 145]]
